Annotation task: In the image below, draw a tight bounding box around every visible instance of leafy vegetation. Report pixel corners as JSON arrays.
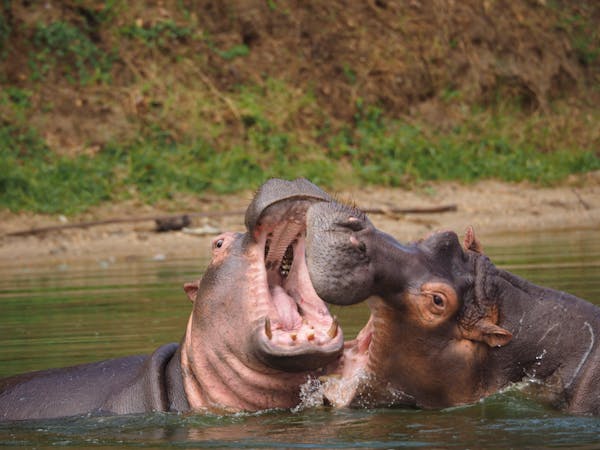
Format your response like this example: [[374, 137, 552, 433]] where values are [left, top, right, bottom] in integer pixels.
[[212, 43, 249, 61], [0, 1, 598, 215], [332, 103, 600, 186], [29, 21, 113, 84], [120, 20, 193, 48], [553, 3, 600, 67], [1, 87, 598, 214]]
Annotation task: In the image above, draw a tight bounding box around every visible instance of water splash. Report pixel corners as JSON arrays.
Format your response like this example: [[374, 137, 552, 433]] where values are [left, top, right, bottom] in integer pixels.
[[292, 370, 373, 411], [291, 377, 325, 412]]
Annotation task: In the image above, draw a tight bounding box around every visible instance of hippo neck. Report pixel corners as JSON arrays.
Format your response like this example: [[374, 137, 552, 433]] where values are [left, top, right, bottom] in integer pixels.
[[179, 315, 311, 412], [483, 266, 600, 401]]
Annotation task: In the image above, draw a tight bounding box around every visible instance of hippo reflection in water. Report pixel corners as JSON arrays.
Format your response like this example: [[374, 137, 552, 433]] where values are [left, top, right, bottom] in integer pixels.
[[0, 178, 347, 421], [306, 201, 600, 415]]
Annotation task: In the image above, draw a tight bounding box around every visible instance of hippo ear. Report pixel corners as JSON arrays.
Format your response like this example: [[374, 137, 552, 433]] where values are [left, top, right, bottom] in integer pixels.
[[461, 319, 513, 348], [463, 226, 484, 253], [183, 280, 200, 303]]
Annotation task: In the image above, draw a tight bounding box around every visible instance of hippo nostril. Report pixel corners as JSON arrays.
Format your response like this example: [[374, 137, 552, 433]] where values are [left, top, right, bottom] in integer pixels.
[[337, 218, 364, 232], [280, 244, 294, 277], [349, 236, 367, 252]]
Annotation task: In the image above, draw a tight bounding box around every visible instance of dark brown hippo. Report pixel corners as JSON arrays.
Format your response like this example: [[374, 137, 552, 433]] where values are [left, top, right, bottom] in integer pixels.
[[0, 178, 344, 421], [305, 201, 600, 415]]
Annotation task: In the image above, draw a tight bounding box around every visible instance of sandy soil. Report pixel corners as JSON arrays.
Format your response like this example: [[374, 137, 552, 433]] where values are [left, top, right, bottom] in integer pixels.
[[1, 174, 599, 268]]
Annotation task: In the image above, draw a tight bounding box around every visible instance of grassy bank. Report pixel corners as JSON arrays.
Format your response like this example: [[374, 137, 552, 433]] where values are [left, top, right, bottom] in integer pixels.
[[2, 84, 599, 215], [1, 1, 599, 215]]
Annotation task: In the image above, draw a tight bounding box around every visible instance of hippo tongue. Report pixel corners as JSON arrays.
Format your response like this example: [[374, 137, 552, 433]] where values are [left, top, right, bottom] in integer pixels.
[[270, 286, 301, 331]]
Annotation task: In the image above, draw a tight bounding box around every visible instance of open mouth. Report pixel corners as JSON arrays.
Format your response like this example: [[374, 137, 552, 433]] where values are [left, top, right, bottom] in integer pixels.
[[251, 199, 343, 369]]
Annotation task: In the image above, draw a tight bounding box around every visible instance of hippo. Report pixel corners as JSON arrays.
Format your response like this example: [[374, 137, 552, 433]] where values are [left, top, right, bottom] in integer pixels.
[[0, 178, 344, 421], [304, 201, 600, 415]]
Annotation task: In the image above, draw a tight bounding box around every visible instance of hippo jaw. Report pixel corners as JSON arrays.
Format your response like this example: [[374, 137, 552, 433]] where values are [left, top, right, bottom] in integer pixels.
[[249, 198, 344, 372]]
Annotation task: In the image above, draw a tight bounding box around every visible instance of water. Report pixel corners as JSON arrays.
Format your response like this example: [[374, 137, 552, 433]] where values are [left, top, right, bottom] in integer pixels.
[[0, 229, 599, 449]]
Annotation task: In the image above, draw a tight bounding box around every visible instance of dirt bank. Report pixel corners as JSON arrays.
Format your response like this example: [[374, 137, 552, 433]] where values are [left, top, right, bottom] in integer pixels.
[[1, 174, 598, 268], [2, 1, 598, 155]]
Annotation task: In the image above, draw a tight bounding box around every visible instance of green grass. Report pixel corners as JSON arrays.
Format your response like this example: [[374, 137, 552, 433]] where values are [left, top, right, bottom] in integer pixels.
[[0, 133, 336, 214], [1, 53, 598, 216], [554, 6, 600, 67], [331, 103, 600, 186], [1, 3, 598, 215], [119, 19, 193, 48], [1, 93, 598, 215], [29, 21, 113, 84], [213, 43, 249, 61]]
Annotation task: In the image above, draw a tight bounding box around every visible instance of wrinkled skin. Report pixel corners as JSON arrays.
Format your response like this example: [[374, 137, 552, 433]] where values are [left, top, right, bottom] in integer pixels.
[[0, 178, 344, 421], [306, 205, 600, 414], [180, 178, 343, 412]]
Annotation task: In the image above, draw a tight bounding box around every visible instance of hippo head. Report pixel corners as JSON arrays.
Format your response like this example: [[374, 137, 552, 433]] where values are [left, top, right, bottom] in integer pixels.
[[305, 205, 511, 345], [306, 209, 513, 408], [180, 179, 345, 411]]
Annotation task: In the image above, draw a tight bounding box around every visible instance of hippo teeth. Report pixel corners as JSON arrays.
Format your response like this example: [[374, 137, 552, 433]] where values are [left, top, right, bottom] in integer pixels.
[[265, 317, 273, 340], [328, 316, 339, 339], [279, 244, 294, 277]]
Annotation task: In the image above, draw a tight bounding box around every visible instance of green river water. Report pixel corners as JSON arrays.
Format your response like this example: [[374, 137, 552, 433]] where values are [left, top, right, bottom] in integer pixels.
[[0, 228, 599, 449]]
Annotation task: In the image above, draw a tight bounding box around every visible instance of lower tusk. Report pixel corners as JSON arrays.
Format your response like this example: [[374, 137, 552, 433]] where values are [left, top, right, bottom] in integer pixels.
[[328, 316, 339, 339], [265, 317, 272, 340]]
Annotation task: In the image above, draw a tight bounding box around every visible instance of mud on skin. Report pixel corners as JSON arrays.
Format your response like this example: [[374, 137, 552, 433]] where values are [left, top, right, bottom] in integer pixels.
[[306, 209, 600, 415], [0, 178, 344, 420]]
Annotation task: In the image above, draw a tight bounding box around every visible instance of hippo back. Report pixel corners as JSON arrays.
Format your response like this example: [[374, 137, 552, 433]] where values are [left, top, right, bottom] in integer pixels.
[[0, 343, 180, 421]]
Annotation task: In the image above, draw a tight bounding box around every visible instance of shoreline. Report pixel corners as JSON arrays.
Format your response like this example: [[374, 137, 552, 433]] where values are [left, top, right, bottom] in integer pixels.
[[1, 176, 599, 267]]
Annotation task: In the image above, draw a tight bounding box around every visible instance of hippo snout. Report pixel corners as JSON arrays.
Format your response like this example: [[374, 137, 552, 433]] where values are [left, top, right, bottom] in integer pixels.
[[305, 201, 376, 305]]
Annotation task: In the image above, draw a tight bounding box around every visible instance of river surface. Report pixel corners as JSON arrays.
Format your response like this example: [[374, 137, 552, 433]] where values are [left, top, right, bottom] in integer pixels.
[[0, 228, 599, 449]]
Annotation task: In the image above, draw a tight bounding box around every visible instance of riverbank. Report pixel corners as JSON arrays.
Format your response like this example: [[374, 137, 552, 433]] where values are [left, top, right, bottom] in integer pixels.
[[1, 174, 599, 267]]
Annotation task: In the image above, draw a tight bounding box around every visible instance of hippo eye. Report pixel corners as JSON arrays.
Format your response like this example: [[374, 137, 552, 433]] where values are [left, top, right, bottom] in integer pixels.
[[215, 239, 224, 249], [421, 283, 455, 319], [432, 294, 444, 307]]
